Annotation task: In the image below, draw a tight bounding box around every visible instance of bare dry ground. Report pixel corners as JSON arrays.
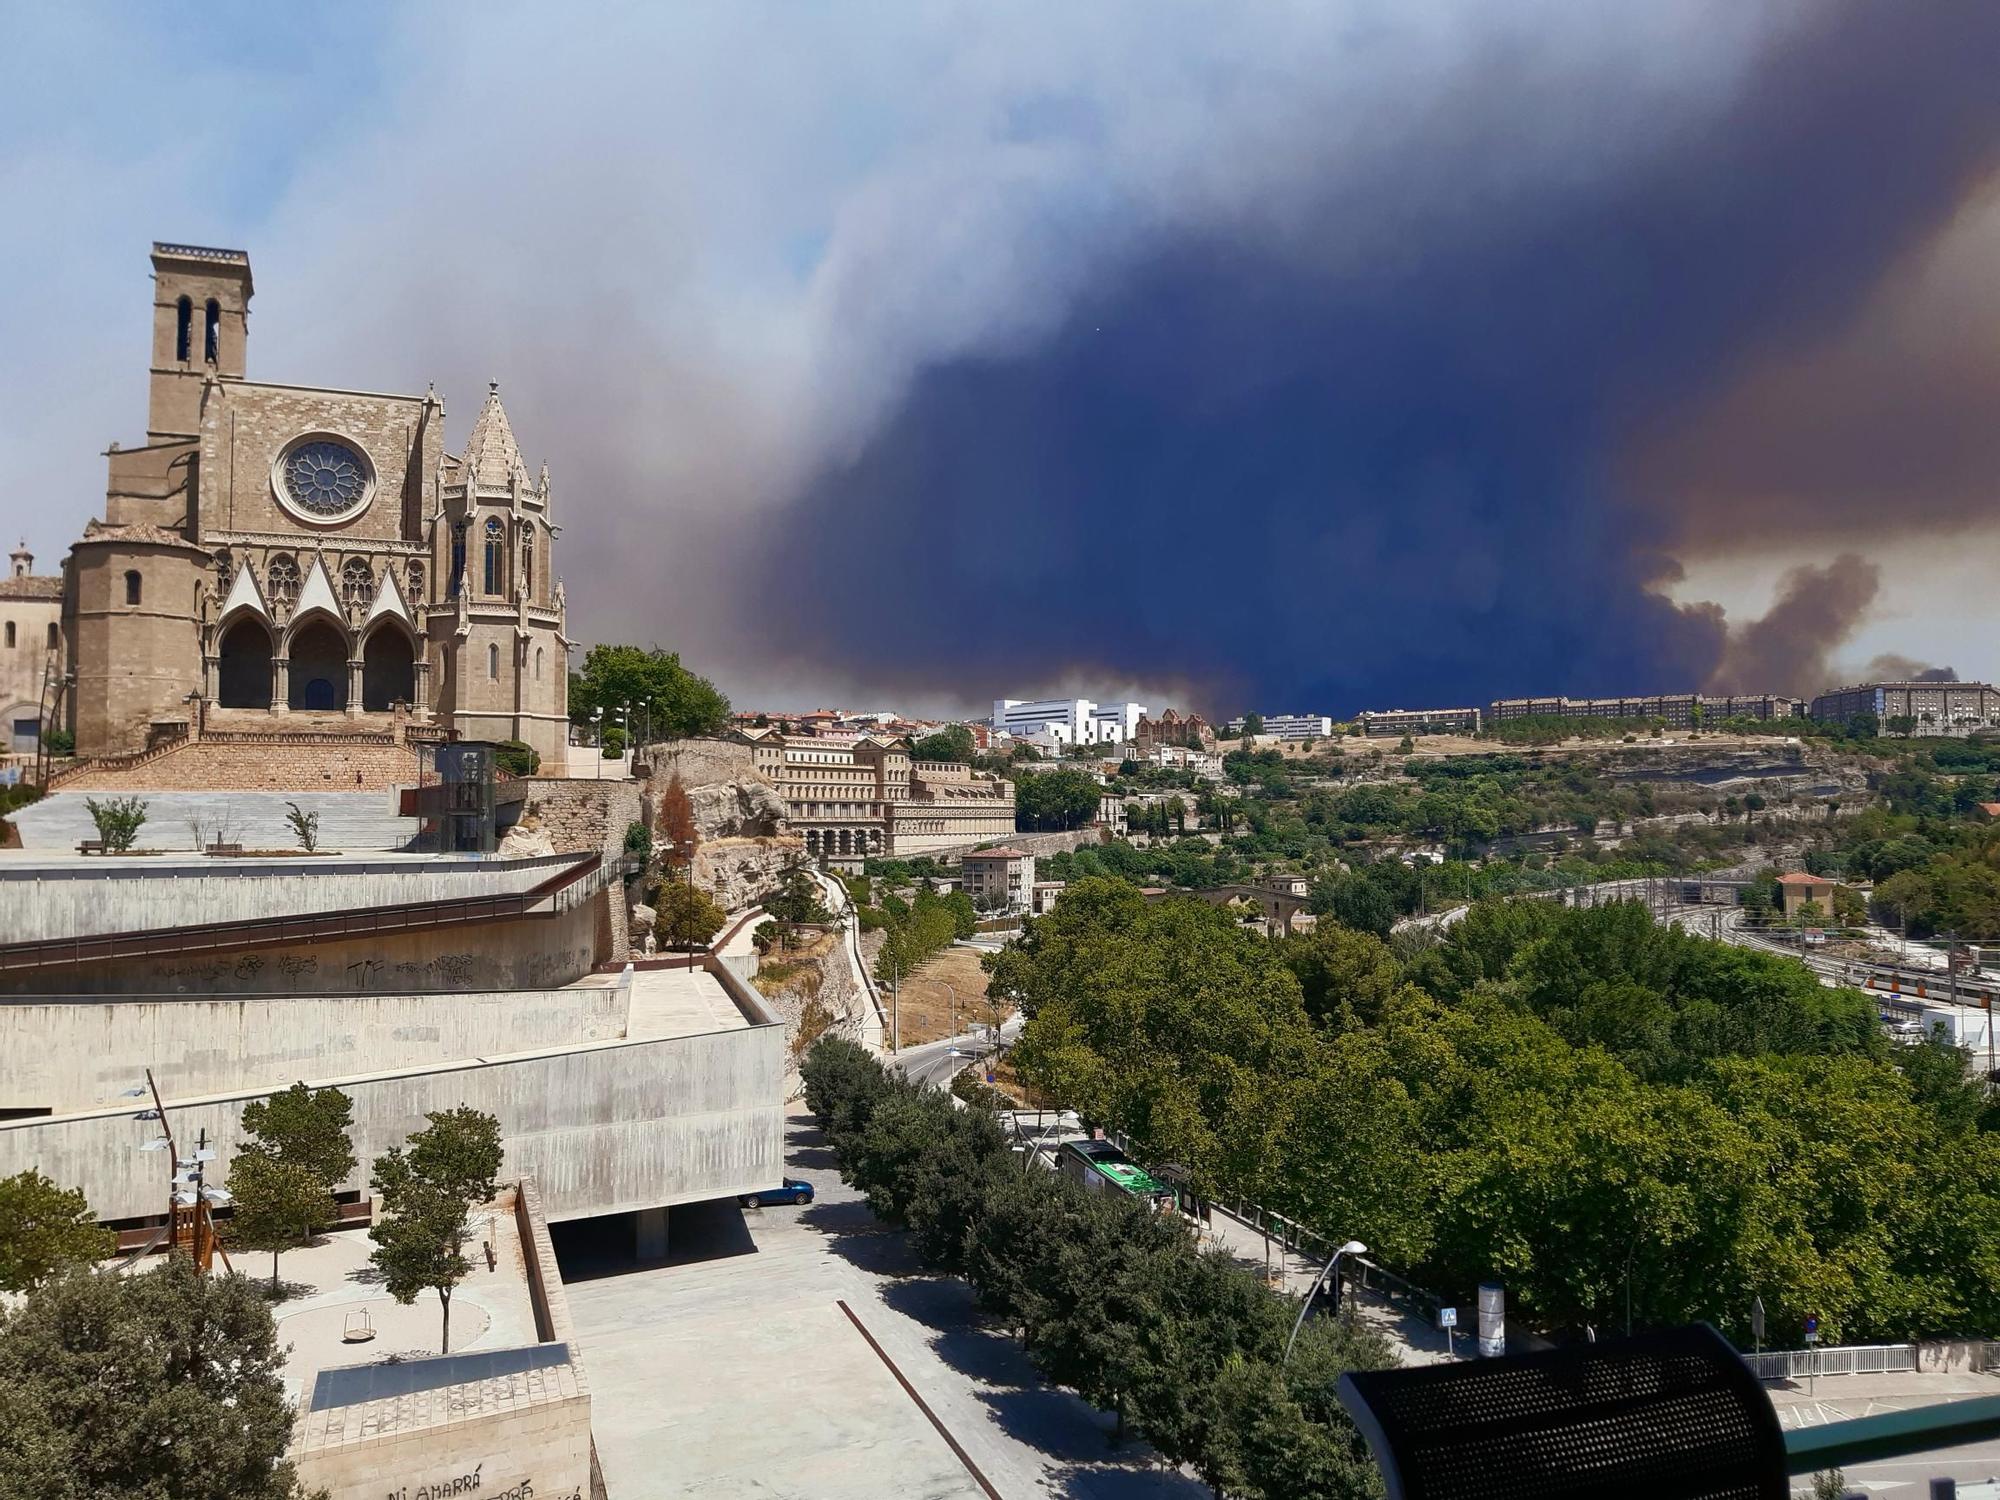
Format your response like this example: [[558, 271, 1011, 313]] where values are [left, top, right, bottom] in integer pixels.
[[885, 943, 1010, 1048]]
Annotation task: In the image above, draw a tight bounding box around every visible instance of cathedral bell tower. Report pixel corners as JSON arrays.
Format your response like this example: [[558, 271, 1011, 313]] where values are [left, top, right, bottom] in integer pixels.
[[148, 242, 252, 440]]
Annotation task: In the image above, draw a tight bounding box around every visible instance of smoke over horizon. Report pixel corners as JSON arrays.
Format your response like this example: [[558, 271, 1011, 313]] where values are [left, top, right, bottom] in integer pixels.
[[9, 5, 2000, 717]]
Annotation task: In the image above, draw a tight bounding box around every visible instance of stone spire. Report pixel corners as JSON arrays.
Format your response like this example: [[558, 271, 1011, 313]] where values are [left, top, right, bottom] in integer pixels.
[[458, 381, 524, 487]]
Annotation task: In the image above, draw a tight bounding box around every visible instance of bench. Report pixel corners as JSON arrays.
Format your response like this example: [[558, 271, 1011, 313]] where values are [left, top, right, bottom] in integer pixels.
[[76, 839, 104, 856], [204, 842, 244, 857]]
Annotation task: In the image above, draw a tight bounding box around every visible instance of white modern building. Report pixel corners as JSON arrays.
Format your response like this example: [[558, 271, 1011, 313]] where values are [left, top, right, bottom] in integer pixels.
[[1227, 713, 1333, 740], [994, 697, 1146, 746]]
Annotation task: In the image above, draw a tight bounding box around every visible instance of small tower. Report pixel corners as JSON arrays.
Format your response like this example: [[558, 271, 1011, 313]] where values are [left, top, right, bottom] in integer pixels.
[[148, 242, 253, 439], [9, 540, 30, 580]]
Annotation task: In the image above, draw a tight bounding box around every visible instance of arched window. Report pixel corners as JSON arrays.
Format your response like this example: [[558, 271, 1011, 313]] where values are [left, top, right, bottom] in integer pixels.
[[124, 570, 142, 606], [407, 560, 425, 601], [45, 623, 57, 650], [535, 647, 544, 680], [487, 642, 500, 680], [175, 296, 193, 362], [341, 557, 374, 610], [483, 517, 503, 595], [4, 623, 14, 648], [521, 531, 533, 600], [266, 554, 300, 609], [204, 299, 221, 363]]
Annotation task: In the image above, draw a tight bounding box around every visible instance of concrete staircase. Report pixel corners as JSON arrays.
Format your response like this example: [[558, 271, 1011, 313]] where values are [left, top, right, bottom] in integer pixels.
[[8, 791, 418, 852]]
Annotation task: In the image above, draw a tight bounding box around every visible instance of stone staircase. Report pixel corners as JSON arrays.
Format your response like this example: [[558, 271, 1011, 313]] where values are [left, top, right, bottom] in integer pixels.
[[47, 730, 425, 793]]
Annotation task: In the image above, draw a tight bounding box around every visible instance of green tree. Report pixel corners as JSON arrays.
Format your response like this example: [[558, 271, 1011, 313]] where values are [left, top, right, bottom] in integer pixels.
[[568, 643, 730, 740], [1014, 767, 1102, 830], [912, 725, 976, 764], [766, 866, 830, 925], [226, 1152, 335, 1293], [239, 1081, 357, 1193], [84, 795, 146, 852], [369, 1107, 504, 1353], [1242, 713, 1264, 736], [655, 878, 727, 949], [493, 739, 540, 776], [0, 1257, 309, 1500], [0, 1170, 114, 1292]]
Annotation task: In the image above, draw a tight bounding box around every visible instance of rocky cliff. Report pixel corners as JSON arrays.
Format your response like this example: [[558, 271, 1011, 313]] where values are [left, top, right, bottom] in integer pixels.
[[636, 737, 798, 910]]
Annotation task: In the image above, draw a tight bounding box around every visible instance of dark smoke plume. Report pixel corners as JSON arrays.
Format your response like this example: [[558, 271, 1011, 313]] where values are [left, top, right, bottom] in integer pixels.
[[747, 2, 2000, 714], [1865, 654, 1960, 683], [1709, 556, 1878, 696]]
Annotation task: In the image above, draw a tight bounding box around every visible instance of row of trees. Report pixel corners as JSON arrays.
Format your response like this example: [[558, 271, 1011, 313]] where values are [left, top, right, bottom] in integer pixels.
[[800, 1038, 1391, 1498], [868, 885, 976, 984], [994, 881, 2000, 1345], [1013, 767, 1104, 830]]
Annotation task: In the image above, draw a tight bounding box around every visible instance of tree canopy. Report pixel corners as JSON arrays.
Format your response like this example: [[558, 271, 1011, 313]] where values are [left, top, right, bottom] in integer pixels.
[[911, 724, 975, 764], [0, 1258, 308, 1500], [370, 1107, 505, 1353], [0, 1170, 114, 1292], [1014, 767, 1102, 830], [568, 643, 729, 741], [999, 879, 2000, 1345]]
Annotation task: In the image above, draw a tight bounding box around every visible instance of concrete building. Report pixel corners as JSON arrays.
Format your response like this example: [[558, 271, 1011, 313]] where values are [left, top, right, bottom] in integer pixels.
[[0, 543, 63, 755], [1133, 708, 1217, 753], [961, 847, 1035, 911], [731, 727, 1015, 865], [1143, 744, 1225, 779], [1486, 693, 1803, 729], [1810, 681, 2000, 737], [1226, 712, 1331, 740], [994, 697, 1146, 746], [56, 243, 569, 768], [0, 851, 783, 1247], [1356, 706, 1482, 737]]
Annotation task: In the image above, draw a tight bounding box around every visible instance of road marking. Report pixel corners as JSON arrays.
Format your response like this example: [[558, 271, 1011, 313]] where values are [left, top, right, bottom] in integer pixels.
[[836, 1298, 1003, 1500]]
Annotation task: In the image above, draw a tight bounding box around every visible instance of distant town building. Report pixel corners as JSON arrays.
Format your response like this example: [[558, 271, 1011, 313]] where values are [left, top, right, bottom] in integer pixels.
[[730, 726, 1016, 866], [1, 544, 63, 754], [1356, 707, 1481, 737], [994, 697, 1146, 746], [1224, 713, 1331, 740], [962, 847, 1035, 911], [1144, 744, 1225, 779], [1809, 681, 2000, 737], [1485, 693, 1802, 729], [1134, 708, 1218, 752], [1776, 870, 1840, 919]]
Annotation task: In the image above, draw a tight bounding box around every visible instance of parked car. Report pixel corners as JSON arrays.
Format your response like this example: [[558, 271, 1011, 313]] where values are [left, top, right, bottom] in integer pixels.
[[740, 1177, 814, 1208]]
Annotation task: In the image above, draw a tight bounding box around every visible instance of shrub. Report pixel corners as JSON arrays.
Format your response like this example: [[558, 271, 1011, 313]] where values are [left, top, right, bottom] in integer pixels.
[[84, 795, 147, 852], [623, 820, 652, 865], [493, 739, 540, 777], [600, 727, 627, 759], [42, 728, 73, 756]]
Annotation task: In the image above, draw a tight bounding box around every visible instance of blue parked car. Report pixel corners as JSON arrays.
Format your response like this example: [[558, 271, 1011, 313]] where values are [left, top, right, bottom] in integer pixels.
[[740, 1178, 814, 1208]]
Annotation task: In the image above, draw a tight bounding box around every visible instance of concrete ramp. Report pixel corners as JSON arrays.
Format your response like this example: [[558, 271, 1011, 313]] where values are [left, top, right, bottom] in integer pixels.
[[9, 791, 416, 852]]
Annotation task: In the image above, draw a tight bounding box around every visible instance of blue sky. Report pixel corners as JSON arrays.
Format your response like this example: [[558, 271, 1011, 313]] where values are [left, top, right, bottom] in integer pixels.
[[7, 4, 2000, 715]]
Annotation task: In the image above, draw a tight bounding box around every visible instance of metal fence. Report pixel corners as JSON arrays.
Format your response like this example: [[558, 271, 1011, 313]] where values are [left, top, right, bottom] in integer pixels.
[[1743, 1341, 2000, 1382]]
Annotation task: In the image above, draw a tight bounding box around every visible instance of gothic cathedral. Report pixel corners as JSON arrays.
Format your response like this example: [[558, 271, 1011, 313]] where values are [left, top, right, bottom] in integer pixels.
[[60, 243, 569, 767]]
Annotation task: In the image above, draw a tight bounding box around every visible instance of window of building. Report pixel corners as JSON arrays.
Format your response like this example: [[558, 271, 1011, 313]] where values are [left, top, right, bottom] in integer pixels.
[[448, 522, 467, 598], [483, 518, 503, 595], [522, 532, 533, 599], [45, 623, 56, 650], [175, 296, 192, 362], [341, 557, 374, 610], [266, 554, 300, 609], [204, 299, 221, 363], [488, 642, 500, 680], [124, 571, 142, 606], [3, 623, 12, 648], [407, 560, 425, 601], [535, 647, 544, 680]]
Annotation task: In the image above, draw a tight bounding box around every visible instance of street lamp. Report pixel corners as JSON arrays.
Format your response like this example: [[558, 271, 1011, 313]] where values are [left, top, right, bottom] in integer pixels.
[[590, 707, 603, 780], [1284, 1239, 1368, 1364]]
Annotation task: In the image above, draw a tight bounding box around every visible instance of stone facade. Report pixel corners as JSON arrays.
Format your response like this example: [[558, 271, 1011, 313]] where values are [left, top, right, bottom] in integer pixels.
[[59, 243, 569, 768], [1133, 707, 1217, 754], [727, 727, 1015, 866], [0, 544, 62, 753]]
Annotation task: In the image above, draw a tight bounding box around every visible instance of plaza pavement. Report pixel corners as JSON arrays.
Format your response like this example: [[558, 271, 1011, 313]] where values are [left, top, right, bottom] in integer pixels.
[[560, 1105, 1206, 1500]]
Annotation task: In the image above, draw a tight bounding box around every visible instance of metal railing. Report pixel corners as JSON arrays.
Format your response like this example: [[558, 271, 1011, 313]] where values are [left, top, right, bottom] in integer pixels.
[[1743, 1343, 1917, 1381]]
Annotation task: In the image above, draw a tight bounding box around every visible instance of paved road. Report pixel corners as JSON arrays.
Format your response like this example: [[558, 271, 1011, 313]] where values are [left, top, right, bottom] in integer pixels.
[[563, 1106, 1203, 1499], [891, 1017, 1024, 1089]]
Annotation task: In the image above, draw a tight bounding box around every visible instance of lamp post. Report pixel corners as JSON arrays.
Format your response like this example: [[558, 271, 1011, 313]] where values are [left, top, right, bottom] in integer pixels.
[[590, 707, 603, 779], [1285, 1239, 1368, 1365]]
